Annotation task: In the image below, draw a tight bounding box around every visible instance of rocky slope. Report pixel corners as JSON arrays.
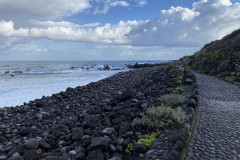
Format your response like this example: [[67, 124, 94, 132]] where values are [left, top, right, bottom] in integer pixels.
[[181, 28, 240, 84], [0, 65, 197, 160]]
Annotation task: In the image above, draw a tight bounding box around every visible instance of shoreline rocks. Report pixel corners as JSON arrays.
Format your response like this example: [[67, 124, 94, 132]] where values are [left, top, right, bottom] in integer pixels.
[[0, 65, 192, 160]]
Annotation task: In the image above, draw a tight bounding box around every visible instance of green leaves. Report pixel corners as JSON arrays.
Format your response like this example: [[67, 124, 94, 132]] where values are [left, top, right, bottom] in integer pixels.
[[125, 143, 133, 154], [137, 129, 161, 147]]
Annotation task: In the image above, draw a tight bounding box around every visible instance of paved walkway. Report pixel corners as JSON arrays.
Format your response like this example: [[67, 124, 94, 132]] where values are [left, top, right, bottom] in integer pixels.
[[185, 73, 240, 160]]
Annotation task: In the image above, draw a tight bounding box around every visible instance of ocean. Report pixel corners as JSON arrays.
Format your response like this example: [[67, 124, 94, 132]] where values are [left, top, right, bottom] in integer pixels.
[[0, 61, 167, 107]]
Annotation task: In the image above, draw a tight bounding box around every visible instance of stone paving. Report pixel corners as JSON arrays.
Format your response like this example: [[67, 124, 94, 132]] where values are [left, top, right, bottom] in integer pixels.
[[185, 73, 240, 160]]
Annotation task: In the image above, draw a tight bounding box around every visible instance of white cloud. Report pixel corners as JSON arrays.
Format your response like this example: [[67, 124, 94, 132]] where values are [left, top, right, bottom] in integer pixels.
[[29, 20, 100, 28], [136, 0, 148, 7], [0, 0, 91, 20], [127, 0, 240, 46], [0, 0, 240, 50], [110, 1, 129, 7], [94, 0, 129, 14], [0, 20, 146, 44], [9, 43, 48, 55], [0, 21, 29, 37]]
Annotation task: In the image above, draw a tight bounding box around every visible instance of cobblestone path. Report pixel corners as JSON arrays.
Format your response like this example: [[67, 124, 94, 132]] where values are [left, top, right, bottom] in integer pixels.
[[185, 73, 240, 160]]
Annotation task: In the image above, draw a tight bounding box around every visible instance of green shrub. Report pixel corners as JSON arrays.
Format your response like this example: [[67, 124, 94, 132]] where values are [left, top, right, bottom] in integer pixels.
[[225, 76, 235, 82], [125, 143, 133, 154], [174, 86, 186, 93], [165, 64, 178, 73], [187, 131, 192, 137], [197, 70, 206, 74], [161, 93, 185, 108], [175, 76, 183, 83], [225, 76, 240, 82], [191, 62, 199, 70], [133, 106, 188, 129], [203, 52, 221, 63], [137, 129, 161, 147]]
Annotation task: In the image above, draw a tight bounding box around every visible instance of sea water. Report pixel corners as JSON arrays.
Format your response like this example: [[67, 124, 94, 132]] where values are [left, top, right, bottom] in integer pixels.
[[0, 61, 167, 107]]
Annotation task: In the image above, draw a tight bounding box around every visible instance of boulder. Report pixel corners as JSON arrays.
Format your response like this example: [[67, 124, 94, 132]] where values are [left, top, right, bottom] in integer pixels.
[[103, 65, 110, 70], [185, 78, 193, 84], [86, 149, 104, 160], [72, 128, 84, 140], [52, 125, 68, 135], [90, 137, 112, 151], [133, 144, 147, 154], [39, 140, 51, 149], [171, 140, 184, 151], [115, 88, 136, 100], [7, 144, 25, 158], [102, 128, 115, 135], [109, 144, 117, 154], [25, 138, 39, 150], [108, 156, 121, 160], [75, 152, 85, 160], [22, 150, 38, 160], [189, 94, 199, 102], [8, 153, 24, 160], [45, 156, 60, 160], [19, 127, 32, 136], [168, 128, 186, 143], [185, 107, 194, 115], [119, 122, 131, 134], [187, 99, 197, 108]]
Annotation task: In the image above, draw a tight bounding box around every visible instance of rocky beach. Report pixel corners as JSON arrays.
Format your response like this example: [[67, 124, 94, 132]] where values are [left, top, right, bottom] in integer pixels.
[[0, 64, 198, 160]]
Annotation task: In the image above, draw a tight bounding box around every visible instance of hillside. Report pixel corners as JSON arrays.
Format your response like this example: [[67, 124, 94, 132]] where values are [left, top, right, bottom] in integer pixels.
[[181, 28, 240, 85]]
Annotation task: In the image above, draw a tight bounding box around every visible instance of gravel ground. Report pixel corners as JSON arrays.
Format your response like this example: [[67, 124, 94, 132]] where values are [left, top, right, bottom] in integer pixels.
[[185, 73, 240, 160]]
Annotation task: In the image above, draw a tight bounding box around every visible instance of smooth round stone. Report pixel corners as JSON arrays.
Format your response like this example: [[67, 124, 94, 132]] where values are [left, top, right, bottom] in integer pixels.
[[102, 128, 115, 135], [139, 154, 145, 158], [58, 140, 66, 146], [81, 135, 91, 141], [138, 138, 145, 142], [146, 150, 155, 155], [69, 150, 77, 156], [25, 138, 39, 150]]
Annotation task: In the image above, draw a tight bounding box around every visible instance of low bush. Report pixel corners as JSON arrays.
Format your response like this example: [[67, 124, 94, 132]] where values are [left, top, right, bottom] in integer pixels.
[[161, 93, 185, 108], [133, 106, 187, 129], [165, 64, 179, 73], [137, 129, 161, 147], [197, 70, 206, 74], [125, 143, 133, 154], [203, 52, 221, 63], [175, 76, 183, 83], [174, 86, 186, 93], [225, 76, 240, 83]]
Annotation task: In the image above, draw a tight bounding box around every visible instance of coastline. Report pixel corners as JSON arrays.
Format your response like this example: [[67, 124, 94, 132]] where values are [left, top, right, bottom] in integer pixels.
[[0, 64, 195, 160], [0, 60, 169, 108]]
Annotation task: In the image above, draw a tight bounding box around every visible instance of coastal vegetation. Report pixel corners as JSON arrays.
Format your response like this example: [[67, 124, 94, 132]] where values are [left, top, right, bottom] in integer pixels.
[[161, 93, 185, 108], [133, 106, 187, 129], [181, 28, 240, 86]]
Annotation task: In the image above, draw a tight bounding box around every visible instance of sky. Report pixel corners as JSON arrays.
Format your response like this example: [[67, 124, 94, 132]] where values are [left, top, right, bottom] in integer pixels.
[[0, 0, 240, 61]]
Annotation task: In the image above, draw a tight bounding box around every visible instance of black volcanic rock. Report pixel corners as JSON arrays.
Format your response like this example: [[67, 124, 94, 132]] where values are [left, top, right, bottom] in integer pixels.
[[90, 137, 112, 151], [19, 127, 32, 136], [0, 65, 184, 160]]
